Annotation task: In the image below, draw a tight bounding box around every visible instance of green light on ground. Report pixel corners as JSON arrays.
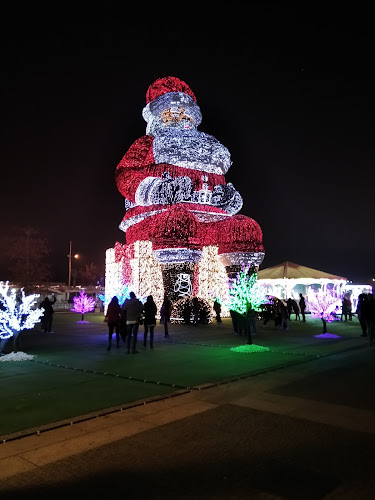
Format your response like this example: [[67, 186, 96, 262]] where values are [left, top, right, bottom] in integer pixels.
[[230, 345, 270, 353]]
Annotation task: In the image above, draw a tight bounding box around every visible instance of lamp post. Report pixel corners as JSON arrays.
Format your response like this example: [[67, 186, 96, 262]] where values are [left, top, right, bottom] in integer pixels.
[[67, 241, 79, 287]]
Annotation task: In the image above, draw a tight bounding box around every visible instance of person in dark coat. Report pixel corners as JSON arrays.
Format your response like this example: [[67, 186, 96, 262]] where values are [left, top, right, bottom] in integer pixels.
[[143, 295, 157, 348], [105, 296, 122, 351], [291, 299, 300, 320], [286, 298, 293, 320], [299, 293, 306, 322], [213, 299, 222, 323], [40, 295, 57, 333], [160, 294, 172, 337], [356, 293, 368, 337], [364, 293, 375, 345], [122, 292, 144, 353], [182, 302, 192, 324], [192, 297, 200, 326], [279, 300, 289, 330], [341, 297, 349, 322], [230, 309, 239, 333]]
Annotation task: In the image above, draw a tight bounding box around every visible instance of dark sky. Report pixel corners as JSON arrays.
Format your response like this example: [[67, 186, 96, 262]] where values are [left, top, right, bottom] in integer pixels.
[[1, 6, 374, 284]]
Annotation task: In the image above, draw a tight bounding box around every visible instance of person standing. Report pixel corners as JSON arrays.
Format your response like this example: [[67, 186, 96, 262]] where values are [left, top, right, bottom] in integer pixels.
[[299, 293, 306, 322], [230, 309, 239, 334], [365, 293, 375, 345], [356, 293, 368, 337], [347, 297, 353, 320], [213, 299, 222, 323], [341, 297, 348, 322], [291, 299, 300, 320], [192, 297, 200, 326], [143, 295, 157, 348], [122, 291, 144, 353], [105, 296, 122, 351], [280, 300, 289, 330], [160, 294, 172, 337], [40, 295, 57, 333], [247, 306, 257, 340], [182, 301, 192, 324], [286, 298, 293, 320]]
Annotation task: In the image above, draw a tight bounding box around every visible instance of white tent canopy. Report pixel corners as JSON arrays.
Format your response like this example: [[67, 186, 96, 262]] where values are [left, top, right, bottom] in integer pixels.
[[257, 261, 371, 309]]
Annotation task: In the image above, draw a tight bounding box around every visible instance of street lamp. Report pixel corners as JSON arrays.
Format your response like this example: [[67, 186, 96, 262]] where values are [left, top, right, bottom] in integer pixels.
[[67, 241, 79, 287]]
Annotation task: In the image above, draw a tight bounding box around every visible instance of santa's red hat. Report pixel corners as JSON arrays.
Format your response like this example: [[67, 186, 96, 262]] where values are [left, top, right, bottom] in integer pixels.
[[146, 76, 197, 104]]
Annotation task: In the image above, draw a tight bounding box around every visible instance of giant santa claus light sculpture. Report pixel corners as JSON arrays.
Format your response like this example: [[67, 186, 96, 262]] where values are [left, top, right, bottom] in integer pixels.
[[105, 76, 265, 315]]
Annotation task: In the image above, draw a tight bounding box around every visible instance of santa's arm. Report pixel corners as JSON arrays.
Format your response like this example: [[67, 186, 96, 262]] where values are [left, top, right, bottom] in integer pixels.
[[115, 135, 154, 199]]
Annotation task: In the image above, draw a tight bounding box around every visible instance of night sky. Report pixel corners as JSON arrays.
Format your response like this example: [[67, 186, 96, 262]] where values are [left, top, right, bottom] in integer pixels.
[[1, 6, 374, 284]]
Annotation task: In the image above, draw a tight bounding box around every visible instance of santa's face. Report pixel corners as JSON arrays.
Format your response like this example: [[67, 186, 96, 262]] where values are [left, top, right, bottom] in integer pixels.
[[143, 91, 202, 135], [160, 106, 194, 129]]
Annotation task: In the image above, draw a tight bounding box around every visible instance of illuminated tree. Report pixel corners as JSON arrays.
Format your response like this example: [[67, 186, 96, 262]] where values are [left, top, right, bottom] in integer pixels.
[[307, 289, 341, 333], [0, 281, 44, 353], [98, 283, 131, 309], [71, 290, 96, 322], [226, 263, 268, 344], [196, 245, 229, 314]]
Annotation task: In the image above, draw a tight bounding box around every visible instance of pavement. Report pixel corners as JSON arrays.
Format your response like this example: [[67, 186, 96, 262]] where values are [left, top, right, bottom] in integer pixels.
[[1, 316, 374, 498]]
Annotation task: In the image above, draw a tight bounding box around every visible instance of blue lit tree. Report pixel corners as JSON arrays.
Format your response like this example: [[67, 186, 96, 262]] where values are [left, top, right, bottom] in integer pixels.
[[98, 283, 132, 311]]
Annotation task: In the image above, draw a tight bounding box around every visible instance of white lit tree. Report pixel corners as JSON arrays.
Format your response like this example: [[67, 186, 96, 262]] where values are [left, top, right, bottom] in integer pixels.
[[70, 290, 96, 322], [0, 281, 44, 353]]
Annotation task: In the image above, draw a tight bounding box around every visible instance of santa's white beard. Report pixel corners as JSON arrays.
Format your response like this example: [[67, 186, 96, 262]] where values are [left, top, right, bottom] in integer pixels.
[[152, 128, 232, 175]]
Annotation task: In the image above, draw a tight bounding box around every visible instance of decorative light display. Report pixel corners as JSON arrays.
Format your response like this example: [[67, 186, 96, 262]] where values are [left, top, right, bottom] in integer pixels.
[[0, 281, 44, 352], [153, 248, 202, 264], [227, 264, 268, 316], [98, 283, 131, 308], [196, 245, 229, 316], [230, 345, 270, 353], [306, 289, 342, 333], [0, 351, 35, 362], [314, 333, 341, 339], [257, 277, 347, 303], [131, 240, 164, 310], [106, 76, 265, 308], [104, 247, 127, 314], [70, 290, 96, 321], [174, 273, 192, 297]]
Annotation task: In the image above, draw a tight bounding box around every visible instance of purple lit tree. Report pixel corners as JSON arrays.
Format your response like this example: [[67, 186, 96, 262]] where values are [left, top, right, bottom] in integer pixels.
[[307, 289, 341, 334], [71, 290, 96, 322]]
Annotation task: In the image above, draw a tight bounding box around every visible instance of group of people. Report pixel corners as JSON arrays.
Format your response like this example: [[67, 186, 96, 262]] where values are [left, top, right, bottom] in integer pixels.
[[260, 293, 306, 330], [341, 297, 353, 321], [105, 293, 172, 353], [286, 295, 306, 322]]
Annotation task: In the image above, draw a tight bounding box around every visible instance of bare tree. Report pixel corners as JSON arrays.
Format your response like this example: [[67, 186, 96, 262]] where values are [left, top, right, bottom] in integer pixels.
[[78, 262, 103, 286], [2, 226, 52, 285]]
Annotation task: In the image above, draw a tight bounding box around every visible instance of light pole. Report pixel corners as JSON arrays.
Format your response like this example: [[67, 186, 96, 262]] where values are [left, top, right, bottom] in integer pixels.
[[67, 241, 79, 287]]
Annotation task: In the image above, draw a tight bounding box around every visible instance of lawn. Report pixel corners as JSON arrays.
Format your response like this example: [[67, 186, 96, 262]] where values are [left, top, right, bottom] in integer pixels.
[[0, 312, 365, 438]]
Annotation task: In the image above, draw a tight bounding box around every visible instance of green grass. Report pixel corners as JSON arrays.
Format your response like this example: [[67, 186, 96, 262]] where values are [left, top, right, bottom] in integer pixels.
[[0, 312, 366, 438]]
